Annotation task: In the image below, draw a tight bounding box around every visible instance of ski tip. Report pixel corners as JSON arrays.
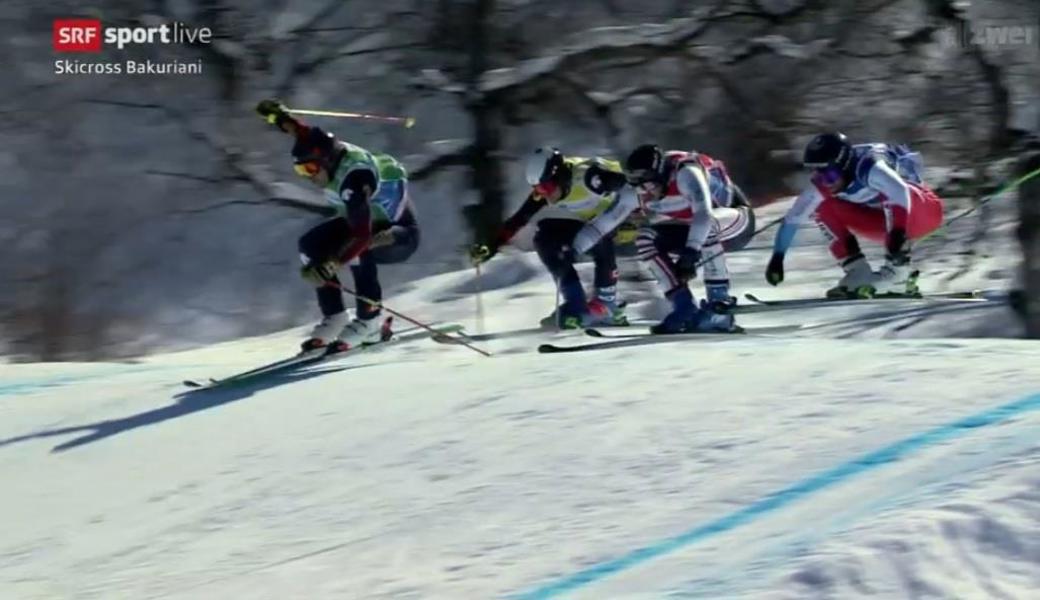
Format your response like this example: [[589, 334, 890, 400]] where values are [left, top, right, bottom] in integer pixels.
[[537, 344, 564, 353], [584, 328, 607, 338], [182, 380, 201, 388]]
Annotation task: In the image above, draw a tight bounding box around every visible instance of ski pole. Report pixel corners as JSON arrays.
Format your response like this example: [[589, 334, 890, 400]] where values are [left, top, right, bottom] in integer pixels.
[[330, 282, 492, 357], [474, 263, 486, 334], [287, 107, 416, 128], [554, 276, 562, 331]]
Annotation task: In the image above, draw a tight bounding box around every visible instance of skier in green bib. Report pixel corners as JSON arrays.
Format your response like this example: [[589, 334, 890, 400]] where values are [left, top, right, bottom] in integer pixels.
[[256, 99, 419, 352]]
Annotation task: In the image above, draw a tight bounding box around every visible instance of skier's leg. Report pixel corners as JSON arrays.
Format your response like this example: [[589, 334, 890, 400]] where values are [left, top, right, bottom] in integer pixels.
[[583, 229, 626, 324], [814, 198, 885, 297], [534, 218, 587, 326], [637, 224, 704, 332], [297, 218, 357, 348], [701, 217, 736, 311], [906, 184, 946, 239], [874, 184, 946, 295], [814, 197, 887, 260], [635, 224, 687, 296], [714, 205, 757, 252], [349, 251, 381, 321]]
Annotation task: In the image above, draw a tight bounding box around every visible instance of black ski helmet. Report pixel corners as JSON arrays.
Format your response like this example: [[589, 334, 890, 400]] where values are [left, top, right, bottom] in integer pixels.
[[624, 144, 666, 184], [291, 126, 340, 172], [803, 132, 853, 172]]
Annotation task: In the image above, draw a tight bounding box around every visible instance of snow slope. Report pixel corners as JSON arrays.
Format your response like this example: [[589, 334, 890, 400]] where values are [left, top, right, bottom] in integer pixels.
[[1, 197, 1039, 600]]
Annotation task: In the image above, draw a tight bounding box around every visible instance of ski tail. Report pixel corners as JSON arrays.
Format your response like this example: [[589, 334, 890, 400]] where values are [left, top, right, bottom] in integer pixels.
[[182, 323, 463, 390]]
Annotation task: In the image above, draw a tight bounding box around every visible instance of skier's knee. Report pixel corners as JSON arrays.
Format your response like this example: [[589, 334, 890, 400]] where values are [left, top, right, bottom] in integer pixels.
[[635, 228, 659, 261]]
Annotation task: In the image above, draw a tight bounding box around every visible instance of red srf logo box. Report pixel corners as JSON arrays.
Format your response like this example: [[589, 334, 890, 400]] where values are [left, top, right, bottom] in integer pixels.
[[53, 19, 102, 52]]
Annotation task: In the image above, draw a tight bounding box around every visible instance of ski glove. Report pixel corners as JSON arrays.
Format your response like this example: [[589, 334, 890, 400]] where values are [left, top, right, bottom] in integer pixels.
[[469, 243, 497, 265], [256, 99, 292, 127], [766, 252, 785, 286], [674, 247, 702, 281], [301, 259, 340, 286]]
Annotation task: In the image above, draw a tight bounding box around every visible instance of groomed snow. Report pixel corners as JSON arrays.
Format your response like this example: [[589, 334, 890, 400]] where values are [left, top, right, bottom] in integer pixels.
[[1, 198, 1038, 599]]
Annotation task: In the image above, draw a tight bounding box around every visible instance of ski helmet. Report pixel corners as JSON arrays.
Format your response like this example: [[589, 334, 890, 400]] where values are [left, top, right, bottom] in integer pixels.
[[525, 147, 569, 198], [291, 126, 339, 176], [803, 132, 853, 173], [624, 144, 665, 185]]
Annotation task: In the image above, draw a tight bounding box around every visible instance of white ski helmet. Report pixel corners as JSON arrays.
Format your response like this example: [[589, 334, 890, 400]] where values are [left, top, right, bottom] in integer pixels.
[[524, 146, 565, 186]]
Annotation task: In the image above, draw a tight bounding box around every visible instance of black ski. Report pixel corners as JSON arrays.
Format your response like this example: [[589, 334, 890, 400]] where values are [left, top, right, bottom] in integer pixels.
[[737, 290, 990, 313], [539, 327, 771, 354], [583, 323, 803, 339], [432, 321, 640, 344], [182, 323, 463, 390]]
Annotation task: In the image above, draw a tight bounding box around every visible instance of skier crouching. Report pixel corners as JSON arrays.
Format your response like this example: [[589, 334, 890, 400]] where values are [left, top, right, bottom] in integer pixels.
[[766, 132, 945, 298], [256, 99, 420, 351]]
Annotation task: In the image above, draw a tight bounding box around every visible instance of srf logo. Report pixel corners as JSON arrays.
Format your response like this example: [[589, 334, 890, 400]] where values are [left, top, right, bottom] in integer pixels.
[[53, 19, 102, 52]]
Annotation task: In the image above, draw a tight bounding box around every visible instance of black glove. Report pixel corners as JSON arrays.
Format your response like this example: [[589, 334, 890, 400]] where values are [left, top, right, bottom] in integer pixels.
[[886, 227, 910, 265], [674, 247, 702, 281], [469, 243, 497, 265], [256, 99, 292, 127], [766, 252, 785, 286], [558, 245, 577, 264]]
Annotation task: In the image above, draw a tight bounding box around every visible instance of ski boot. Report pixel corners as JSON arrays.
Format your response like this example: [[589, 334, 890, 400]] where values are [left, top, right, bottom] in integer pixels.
[[328, 315, 393, 353], [301, 311, 350, 352], [873, 255, 920, 297], [825, 255, 878, 299], [540, 279, 589, 329], [704, 281, 738, 314], [651, 287, 697, 334], [584, 286, 629, 326]]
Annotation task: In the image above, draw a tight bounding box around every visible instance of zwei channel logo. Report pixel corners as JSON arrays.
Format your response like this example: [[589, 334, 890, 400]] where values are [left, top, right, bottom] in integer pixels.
[[53, 19, 212, 53]]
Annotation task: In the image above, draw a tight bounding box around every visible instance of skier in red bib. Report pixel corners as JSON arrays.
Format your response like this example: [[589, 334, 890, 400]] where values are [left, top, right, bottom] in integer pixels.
[[572, 144, 756, 334]]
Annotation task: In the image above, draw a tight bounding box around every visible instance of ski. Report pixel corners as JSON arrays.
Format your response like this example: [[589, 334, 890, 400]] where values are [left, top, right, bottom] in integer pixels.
[[539, 327, 772, 354], [737, 290, 990, 313], [431, 321, 637, 344], [583, 323, 804, 339], [182, 323, 463, 390]]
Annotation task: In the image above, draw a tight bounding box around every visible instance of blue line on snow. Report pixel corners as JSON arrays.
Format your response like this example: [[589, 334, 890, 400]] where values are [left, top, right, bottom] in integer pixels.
[[0, 365, 184, 398], [512, 390, 1040, 600]]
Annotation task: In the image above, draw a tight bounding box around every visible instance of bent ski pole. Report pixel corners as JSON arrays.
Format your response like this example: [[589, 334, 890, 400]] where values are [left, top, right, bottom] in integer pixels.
[[287, 107, 416, 128], [330, 282, 491, 357]]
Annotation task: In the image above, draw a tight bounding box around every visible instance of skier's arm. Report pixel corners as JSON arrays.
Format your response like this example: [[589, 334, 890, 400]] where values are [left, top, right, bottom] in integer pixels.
[[573, 187, 638, 254], [337, 170, 377, 263], [772, 186, 824, 256], [866, 159, 912, 253], [676, 165, 714, 250], [494, 194, 543, 249]]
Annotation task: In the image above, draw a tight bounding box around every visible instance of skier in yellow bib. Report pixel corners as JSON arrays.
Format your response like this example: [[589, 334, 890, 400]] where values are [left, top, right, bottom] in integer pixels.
[[471, 147, 629, 328]]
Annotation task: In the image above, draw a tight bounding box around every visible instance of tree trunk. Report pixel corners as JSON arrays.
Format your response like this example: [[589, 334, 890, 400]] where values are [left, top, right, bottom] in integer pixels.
[[1016, 151, 1040, 338], [463, 0, 506, 247]]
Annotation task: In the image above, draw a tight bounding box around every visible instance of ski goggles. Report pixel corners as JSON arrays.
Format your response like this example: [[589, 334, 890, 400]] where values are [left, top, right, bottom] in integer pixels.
[[812, 165, 844, 186], [293, 160, 322, 177], [532, 179, 560, 199]]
